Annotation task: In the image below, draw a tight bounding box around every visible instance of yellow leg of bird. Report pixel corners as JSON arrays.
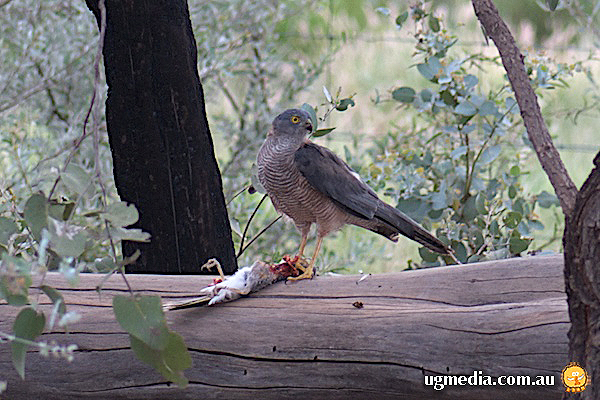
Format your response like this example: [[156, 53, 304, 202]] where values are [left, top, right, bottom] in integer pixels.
[[293, 234, 310, 274], [289, 236, 322, 281], [297, 234, 308, 259]]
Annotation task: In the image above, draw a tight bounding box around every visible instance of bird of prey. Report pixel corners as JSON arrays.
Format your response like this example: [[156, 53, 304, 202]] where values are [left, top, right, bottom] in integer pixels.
[[257, 108, 451, 280]]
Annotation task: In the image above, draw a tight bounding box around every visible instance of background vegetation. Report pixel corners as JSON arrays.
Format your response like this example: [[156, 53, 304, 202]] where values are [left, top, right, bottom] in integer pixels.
[[1, 0, 599, 389], [1, 0, 598, 275]]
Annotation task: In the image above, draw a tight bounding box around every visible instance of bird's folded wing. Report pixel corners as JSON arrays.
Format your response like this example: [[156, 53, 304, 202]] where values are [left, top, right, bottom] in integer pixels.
[[294, 142, 380, 220]]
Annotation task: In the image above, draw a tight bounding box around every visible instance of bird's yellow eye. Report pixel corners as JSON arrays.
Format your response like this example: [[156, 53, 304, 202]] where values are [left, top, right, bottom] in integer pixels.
[[291, 115, 300, 124]]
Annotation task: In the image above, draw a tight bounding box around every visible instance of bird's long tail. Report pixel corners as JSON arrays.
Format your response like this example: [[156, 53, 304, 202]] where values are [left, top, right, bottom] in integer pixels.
[[374, 202, 450, 255]]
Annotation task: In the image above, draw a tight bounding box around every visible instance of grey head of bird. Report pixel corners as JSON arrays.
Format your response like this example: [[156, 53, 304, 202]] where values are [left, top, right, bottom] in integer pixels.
[[269, 108, 313, 140]]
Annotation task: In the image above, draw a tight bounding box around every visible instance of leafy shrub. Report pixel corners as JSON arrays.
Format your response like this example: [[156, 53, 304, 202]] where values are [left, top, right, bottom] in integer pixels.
[[366, 2, 568, 265]]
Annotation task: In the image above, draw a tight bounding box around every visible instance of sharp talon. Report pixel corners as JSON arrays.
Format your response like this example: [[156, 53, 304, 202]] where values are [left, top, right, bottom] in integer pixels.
[[287, 264, 314, 281], [294, 257, 309, 274]]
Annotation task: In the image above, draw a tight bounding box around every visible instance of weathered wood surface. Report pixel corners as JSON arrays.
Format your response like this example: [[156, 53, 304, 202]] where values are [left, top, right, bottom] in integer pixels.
[[0, 255, 569, 399]]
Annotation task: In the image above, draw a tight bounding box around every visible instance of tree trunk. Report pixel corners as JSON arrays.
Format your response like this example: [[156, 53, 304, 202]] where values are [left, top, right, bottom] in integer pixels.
[[563, 152, 600, 400], [85, 0, 237, 274]]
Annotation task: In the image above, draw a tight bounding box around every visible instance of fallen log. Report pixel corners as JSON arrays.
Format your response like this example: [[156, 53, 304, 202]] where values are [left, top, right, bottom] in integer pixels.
[[0, 254, 569, 399]]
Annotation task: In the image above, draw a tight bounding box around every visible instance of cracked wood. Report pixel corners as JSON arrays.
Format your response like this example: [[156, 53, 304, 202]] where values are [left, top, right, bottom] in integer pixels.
[[0, 255, 568, 399]]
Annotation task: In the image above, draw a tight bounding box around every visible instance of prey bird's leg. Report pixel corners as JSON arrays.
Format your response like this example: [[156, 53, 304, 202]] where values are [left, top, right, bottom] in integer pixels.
[[289, 236, 322, 281], [201, 258, 226, 281]]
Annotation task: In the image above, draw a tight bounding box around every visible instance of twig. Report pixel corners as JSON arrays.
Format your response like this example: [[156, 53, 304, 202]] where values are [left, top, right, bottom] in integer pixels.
[[237, 215, 282, 259], [90, 0, 133, 294], [237, 194, 268, 258], [226, 184, 250, 206]]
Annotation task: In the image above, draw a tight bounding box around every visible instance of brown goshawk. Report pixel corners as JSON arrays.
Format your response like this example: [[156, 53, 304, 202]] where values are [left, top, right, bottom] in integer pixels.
[[257, 109, 450, 280]]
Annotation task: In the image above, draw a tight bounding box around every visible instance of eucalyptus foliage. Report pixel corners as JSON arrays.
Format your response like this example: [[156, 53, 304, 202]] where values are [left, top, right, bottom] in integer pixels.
[[368, 2, 570, 265]]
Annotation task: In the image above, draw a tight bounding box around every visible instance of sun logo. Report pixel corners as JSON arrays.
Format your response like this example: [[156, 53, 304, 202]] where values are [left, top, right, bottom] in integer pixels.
[[561, 362, 589, 392]]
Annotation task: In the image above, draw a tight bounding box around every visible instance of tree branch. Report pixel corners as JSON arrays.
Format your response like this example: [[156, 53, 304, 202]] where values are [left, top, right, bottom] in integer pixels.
[[471, 0, 578, 216]]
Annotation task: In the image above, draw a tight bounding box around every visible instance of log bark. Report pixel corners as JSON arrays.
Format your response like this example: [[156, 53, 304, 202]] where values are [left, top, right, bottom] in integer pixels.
[[85, 0, 237, 274], [1, 255, 569, 399], [563, 153, 600, 400], [471, 0, 577, 215]]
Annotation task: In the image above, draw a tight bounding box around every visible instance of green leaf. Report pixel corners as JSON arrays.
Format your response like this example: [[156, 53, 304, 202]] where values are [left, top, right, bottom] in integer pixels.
[[440, 90, 457, 107], [427, 208, 444, 221], [300, 103, 318, 131], [454, 101, 477, 116], [417, 63, 436, 81], [40, 285, 67, 317], [451, 146, 468, 159], [509, 165, 521, 176], [428, 16, 440, 32], [61, 164, 90, 195], [517, 220, 530, 236], [504, 211, 522, 229], [430, 191, 447, 211], [462, 196, 479, 220], [103, 202, 139, 227], [392, 87, 416, 103], [108, 227, 151, 242], [478, 144, 501, 165], [49, 221, 86, 258], [24, 194, 48, 241], [397, 197, 428, 222], [395, 11, 408, 28], [478, 100, 498, 116], [312, 127, 336, 137], [336, 98, 355, 111], [529, 220, 545, 231], [475, 193, 487, 215], [113, 295, 170, 351], [250, 172, 266, 194], [48, 201, 76, 221], [0, 217, 18, 245], [12, 307, 46, 379], [0, 255, 31, 306], [464, 74, 478, 88], [537, 190, 559, 208], [130, 330, 191, 388], [505, 97, 520, 114], [420, 89, 433, 103], [489, 220, 500, 236], [94, 257, 117, 272], [509, 236, 531, 254], [418, 247, 439, 262], [508, 185, 517, 199], [0, 278, 29, 306], [470, 229, 484, 249], [451, 241, 468, 263]]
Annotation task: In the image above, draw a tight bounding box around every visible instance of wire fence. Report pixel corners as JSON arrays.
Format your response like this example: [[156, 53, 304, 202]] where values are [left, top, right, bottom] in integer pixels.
[[277, 32, 600, 54], [282, 29, 600, 157]]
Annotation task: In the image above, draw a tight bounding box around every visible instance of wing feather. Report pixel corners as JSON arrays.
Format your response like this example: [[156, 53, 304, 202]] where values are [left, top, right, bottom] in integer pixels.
[[294, 142, 378, 219]]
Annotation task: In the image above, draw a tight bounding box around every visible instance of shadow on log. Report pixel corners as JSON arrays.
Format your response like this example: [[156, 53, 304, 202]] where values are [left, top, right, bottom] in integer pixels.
[[0, 255, 569, 399]]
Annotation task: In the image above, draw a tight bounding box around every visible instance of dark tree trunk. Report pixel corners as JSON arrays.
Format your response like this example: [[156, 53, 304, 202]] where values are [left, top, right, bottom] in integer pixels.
[[563, 152, 600, 400], [86, 0, 237, 274]]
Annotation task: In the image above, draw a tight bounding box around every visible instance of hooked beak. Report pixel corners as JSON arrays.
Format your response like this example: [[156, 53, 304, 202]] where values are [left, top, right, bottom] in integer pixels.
[[304, 120, 313, 132]]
